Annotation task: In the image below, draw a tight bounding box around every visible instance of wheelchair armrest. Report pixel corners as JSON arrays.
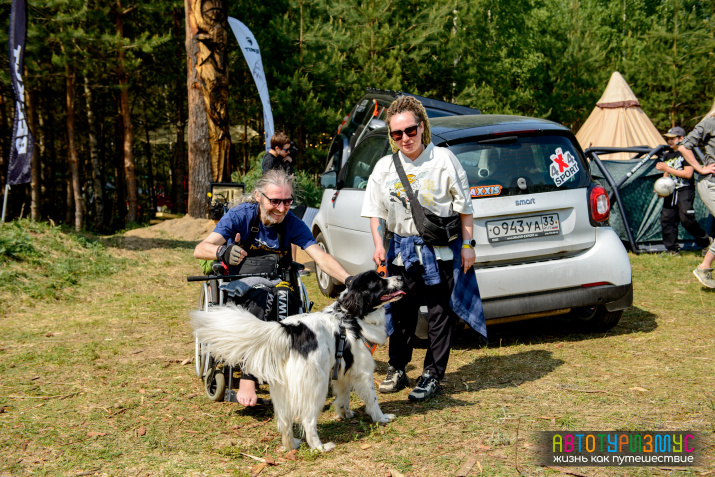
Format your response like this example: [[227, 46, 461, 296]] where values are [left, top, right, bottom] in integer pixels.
[[292, 261, 305, 271]]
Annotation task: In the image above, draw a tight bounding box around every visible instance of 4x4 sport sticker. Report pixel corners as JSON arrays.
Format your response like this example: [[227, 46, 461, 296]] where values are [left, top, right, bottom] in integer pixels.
[[550, 147, 580, 187], [471, 185, 502, 198]]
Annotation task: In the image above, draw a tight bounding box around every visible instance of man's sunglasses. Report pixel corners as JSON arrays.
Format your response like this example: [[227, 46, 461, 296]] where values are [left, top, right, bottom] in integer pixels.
[[389, 124, 420, 141], [261, 191, 293, 207]]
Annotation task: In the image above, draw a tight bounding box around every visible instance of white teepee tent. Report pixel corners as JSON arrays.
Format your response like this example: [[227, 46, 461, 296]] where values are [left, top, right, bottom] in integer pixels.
[[576, 72, 665, 160]]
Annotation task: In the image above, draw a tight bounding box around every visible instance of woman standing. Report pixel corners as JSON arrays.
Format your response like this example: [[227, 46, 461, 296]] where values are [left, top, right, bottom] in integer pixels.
[[679, 101, 715, 288], [361, 96, 481, 402]]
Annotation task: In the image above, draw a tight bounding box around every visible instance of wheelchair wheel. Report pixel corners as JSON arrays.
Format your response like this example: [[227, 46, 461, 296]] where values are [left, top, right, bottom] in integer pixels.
[[204, 360, 226, 402], [195, 340, 208, 378], [196, 280, 221, 377], [197, 280, 220, 311]]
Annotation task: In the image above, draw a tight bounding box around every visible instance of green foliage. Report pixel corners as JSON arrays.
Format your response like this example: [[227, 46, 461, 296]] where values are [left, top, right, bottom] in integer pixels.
[[3, 0, 715, 230], [232, 153, 323, 209], [0, 220, 126, 302], [0, 223, 36, 260]]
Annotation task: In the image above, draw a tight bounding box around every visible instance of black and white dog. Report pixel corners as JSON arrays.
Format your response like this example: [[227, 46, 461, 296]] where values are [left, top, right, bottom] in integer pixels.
[[190, 270, 404, 452]]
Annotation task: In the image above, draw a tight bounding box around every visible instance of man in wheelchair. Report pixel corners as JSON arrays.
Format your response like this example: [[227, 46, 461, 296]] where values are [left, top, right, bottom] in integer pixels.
[[194, 169, 352, 406]]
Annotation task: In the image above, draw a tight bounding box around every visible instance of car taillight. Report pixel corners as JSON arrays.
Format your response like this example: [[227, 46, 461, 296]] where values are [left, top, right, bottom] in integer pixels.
[[589, 185, 610, 222]]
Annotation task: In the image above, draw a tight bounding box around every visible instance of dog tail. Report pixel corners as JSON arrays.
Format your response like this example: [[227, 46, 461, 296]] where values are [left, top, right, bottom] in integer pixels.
[[190, 305, 291, 384]]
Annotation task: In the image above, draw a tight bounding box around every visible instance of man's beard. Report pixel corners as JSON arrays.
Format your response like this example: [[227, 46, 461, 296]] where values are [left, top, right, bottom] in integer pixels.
[[261, 207, 285, 226]]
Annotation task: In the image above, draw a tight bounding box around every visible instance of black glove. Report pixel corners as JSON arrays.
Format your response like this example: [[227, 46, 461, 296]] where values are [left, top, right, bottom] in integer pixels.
[[217, 244, 243, 266]]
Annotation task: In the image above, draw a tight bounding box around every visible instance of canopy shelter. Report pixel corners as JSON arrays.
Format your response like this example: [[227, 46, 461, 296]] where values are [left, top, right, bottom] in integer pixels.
[[576, 72, 666, 160], [586, 145, 713, 253]]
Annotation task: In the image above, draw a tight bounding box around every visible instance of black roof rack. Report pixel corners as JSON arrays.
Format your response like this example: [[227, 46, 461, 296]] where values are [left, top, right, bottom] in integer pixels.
[[365, 87, 480, 115]]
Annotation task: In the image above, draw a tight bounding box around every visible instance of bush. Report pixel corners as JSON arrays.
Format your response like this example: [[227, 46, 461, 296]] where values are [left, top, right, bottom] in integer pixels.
[[232, 153, 323, 209]]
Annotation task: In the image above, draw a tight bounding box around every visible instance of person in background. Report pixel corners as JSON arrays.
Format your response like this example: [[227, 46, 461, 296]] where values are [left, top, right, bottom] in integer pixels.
[[655, 126, 711, 256], [261, 132, 294, 175], [194, 169, 351, 405], [361, 96, 482, 402], [679, 101, 715, 288]]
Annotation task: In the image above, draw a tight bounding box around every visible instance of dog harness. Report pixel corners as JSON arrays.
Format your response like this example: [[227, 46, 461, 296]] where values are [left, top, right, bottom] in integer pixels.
[[331, 321, 347, 380], [362, 338, 377, 355]]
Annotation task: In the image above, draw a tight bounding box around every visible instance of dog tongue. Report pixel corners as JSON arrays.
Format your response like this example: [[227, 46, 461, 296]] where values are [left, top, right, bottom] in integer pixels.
[[380, 290, 406, 302]]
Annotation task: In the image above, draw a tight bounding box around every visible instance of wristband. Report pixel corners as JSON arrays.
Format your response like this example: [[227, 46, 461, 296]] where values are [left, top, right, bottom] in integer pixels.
[[462, 243, 473, 249]]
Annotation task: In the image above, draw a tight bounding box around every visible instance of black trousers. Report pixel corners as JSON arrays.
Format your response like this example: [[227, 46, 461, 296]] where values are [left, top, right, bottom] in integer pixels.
[[661, 188, 711, 251], [387, 259, 457, 381]]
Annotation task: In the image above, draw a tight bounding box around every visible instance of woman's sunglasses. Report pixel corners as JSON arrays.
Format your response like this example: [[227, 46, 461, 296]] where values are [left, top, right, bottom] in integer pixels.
[[389, 124, 420, 141], [261, 192, 293, 207]]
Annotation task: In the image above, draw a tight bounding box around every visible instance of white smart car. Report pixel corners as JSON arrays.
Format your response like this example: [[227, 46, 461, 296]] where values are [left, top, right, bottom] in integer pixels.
[[311, 115, 633, 331]]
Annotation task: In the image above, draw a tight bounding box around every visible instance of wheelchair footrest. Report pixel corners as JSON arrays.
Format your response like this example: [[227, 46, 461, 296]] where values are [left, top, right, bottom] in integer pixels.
[[223, 389, 271, 406]]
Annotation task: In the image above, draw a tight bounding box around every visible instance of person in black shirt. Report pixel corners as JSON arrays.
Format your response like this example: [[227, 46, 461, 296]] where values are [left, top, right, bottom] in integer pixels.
[[655, 126, 711, 255], [261, 132, 294, 175]]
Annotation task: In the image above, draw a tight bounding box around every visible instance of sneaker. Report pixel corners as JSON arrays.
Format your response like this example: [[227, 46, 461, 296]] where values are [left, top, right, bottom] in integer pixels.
[[662, 250, 681, 257], [693, 267, 715, 289], [408, 372, 443, 402], [378, 365, 409, 393]]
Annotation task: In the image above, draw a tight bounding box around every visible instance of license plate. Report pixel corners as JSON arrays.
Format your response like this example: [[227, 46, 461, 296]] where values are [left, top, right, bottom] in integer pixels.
[[486, 214, 560, 243]]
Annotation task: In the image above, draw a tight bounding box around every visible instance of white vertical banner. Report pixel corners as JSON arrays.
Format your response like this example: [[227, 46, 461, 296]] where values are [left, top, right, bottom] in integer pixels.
[[227, 17, 274, 152]]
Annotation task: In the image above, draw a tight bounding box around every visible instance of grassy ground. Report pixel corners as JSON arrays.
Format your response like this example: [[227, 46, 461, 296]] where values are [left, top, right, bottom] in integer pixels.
[[0, 221, 713, 476]]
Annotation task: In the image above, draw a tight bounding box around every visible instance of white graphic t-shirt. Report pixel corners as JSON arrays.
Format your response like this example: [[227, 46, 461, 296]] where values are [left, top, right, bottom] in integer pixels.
[[361, 143, 474, 238]]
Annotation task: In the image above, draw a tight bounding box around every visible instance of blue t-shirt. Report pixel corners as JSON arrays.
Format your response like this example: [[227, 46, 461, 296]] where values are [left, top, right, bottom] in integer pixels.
[[213, 203, 317, 260]]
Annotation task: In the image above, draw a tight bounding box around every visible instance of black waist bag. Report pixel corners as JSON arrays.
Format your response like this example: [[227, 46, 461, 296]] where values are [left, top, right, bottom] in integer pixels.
[[419, 210, 461, 245], [231, 253, 281, 277]]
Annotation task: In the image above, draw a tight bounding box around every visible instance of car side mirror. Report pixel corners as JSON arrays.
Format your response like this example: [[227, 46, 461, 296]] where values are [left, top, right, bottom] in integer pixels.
[[320, 170, 338, 189]]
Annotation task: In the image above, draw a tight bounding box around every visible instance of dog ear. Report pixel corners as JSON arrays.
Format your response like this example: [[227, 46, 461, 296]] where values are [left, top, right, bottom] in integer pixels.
[[339, 288, 367, 317]]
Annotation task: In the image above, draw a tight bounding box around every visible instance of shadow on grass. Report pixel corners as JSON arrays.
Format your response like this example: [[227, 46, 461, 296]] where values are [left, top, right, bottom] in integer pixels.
[[101, 235, 196, 251], [449, 349, 564, 393], [448, 305, 658, 350]]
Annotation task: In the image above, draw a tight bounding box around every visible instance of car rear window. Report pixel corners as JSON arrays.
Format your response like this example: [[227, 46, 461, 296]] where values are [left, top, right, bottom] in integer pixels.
[[448, 135, 588, 197]]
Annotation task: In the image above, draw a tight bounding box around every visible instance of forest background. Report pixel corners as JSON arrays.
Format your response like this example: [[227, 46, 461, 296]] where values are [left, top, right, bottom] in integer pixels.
[[0, 0, 714, 232]]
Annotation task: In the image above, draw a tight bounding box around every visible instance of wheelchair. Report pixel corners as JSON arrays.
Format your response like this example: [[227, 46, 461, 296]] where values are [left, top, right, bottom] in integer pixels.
[[187, 260, 312, 403]]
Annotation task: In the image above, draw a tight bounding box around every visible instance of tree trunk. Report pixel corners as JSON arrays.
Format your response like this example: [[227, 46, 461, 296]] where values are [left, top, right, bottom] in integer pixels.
[[65, 174, 73, 225], [142, 104, 155, 212], [185, 0, 212, 218], [83, 76, 105, 229], [65, 65, 83, 231], [172, 7, 187, 214], [25, 75, 41, 222], [116, 0, 138, 224], [113, 100, 127, 227], [192, 0, 230, 183]]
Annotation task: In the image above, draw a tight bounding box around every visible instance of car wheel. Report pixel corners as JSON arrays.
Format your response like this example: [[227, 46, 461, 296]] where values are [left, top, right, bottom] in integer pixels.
[[571, 305, 622, 332], [315, 232, 344, 297]]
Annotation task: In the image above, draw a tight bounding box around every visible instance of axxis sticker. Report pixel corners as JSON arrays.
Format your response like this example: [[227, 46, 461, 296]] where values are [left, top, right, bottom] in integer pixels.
[[471, 185, 502, 198], [549, 148, 580, 187]]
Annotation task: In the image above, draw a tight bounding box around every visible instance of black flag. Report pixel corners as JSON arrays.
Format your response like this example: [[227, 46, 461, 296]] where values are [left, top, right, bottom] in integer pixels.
[[7, 0, 34, 186]]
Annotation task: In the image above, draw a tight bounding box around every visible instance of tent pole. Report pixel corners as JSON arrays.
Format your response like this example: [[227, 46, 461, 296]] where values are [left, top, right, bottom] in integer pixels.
[[587, 151, 640, 254]]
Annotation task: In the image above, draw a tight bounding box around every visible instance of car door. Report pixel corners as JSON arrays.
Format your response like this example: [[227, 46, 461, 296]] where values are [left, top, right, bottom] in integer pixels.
[[327, 134, 390, 274]]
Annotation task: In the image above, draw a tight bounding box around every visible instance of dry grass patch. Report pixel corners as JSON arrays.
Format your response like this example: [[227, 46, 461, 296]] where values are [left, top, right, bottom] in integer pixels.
[[1, 222, 713, 476]]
